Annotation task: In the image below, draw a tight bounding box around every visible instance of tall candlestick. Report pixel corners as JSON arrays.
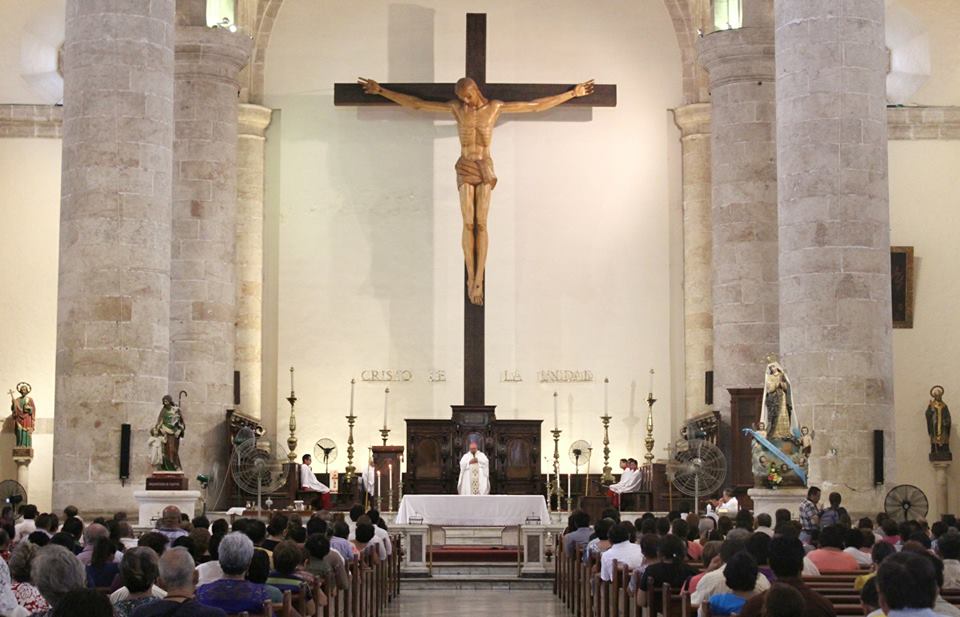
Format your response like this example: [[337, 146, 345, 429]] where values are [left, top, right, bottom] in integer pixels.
[[553, 391, 559, 429], [349, 378, 355, 415], [383, 387, 390, 430], [604, 377, 609, 414], [567, 473, 572, 511]]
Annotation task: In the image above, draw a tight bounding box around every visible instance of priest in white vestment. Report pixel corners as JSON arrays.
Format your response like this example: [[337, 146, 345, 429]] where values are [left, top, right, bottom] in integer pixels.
[[457, 442, 490, 496], [300, 454, 332, 509]]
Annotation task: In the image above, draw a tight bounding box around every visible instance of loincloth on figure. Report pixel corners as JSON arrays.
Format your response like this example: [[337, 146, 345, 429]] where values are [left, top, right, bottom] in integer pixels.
[[455, 156, 497, 189]]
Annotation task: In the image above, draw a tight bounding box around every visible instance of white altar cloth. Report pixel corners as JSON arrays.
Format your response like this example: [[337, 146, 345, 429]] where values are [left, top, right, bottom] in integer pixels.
[[394, 494, 551, 526]]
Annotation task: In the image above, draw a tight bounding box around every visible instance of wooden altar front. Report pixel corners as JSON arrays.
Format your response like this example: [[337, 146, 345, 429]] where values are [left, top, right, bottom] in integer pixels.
[[404, 405, 543, 495]]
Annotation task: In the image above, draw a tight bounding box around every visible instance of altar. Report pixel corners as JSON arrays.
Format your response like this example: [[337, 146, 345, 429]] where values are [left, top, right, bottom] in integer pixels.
[[394, 494, 551, 526]]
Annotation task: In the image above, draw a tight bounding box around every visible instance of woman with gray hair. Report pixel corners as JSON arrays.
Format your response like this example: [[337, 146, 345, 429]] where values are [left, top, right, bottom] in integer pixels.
[[195, 532, 271, 615], [113, 548, 161, 617], [29, 545, 86, 617], [8, 542, 48, 613]]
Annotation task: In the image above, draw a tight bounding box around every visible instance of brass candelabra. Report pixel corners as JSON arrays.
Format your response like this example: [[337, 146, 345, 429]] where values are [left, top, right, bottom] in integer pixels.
[[345, 414, 357, 484], [286, 367, 298, 462], [644, 392, 657, 464], [550, 428, 564, 511], [380, 428, 391, 446], [600, 412, 613, 483]]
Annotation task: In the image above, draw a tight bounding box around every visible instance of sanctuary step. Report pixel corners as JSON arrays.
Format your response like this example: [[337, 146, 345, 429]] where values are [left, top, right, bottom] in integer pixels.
[[427, 545, 520, 562], [401, 563, 552, 590]]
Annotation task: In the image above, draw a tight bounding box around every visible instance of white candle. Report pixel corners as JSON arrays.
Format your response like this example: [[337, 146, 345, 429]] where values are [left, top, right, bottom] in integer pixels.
[[648, 369, 655, 395], [604, 377, 609, 414], [553, 391, 559, 429], [290, 366, 295, 392], [567, 474, 572, 507], [349, 378, 355, 414], [383, 387, 390, 429], [388, 463, 393, 502], [377, 470, 381, 496]]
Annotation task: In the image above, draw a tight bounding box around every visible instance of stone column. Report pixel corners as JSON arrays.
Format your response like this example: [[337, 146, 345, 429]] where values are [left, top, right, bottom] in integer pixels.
[[775, 0, 894, 507], [933, 462, 951, 520], [236, 104, 273, 418], [54, 0, 175, 512], [697, 0, 779, 436], [170, 23, 252, 476], [673, 103, 713, 417]]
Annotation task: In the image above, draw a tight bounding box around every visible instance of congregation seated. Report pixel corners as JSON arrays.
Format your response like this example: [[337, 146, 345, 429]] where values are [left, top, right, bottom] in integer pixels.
[[52, 588, 114, 617], [112, 547, 162, 617], [635, 534, 697, 599], [85, 538, 121, 590], [806, 526, 860, 572], [134, 547, 227, 617], [304, 519, 349, 590], [562, 511, 593, 555], [31, 544, 88, 617], [582, 517, 616, 565], [876, 551, 944, 617], [77, 524, 122, 566], [247, 549, 284, 604], [707, 551, 760, 616], [600, 522, 644, 582], [351, 523, 381, 566], [9, 542, 49, 614], [194, 532, 275, 616], [155, 506, 189, 546], [939, 530, 960, 590], [690, 533, 771, 610], [267, 540, 321, 614], [842, 527, 874, 567], [738, 536, 835, 617], [195, 533, 225, 587]]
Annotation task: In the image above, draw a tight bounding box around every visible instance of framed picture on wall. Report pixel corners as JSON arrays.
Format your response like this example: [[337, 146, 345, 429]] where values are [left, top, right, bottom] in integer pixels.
[[891, 246, 915, 329]]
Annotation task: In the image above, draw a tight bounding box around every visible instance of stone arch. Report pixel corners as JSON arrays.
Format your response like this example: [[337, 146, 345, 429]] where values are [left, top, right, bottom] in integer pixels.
[[662, 0, 710, 104]]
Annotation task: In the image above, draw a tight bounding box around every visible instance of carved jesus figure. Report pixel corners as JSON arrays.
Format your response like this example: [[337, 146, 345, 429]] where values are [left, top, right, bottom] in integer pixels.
[[359, 77, 595, 305]]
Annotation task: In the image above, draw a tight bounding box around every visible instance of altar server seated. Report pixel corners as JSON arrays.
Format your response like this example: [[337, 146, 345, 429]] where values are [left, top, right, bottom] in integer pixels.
[[607, 458, 642, 507], [300, 454, 332, 509]]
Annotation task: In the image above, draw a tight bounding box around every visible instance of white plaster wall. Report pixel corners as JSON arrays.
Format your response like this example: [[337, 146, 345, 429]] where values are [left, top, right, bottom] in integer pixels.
[[890, 141, 960, 520], [263, 0, 684, 473], [894, 0, 960, 105], [0, 138, 60, 511], [889, 140, 960, 519]]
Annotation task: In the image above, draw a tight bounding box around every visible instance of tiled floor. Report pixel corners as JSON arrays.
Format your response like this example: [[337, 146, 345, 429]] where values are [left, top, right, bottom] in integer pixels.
[[383, 590, 567, 616]]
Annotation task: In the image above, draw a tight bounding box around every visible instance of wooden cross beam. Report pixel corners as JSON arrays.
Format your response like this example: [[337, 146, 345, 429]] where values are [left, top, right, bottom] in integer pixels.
[[335, 13, 617, 407], [334, 14, 617, 108]]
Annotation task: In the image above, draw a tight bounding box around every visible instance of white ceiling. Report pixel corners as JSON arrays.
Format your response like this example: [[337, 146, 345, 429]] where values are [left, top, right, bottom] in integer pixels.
[[0, 0, 64, 105]]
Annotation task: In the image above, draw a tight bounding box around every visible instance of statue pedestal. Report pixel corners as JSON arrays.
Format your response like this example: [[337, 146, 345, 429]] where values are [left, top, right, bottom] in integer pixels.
[[12, 448, 33, 491], [133, 490, 201, 527], [933, 460, 952, 519], [748, 487, 808, 519], [146, 472, 189, 490]]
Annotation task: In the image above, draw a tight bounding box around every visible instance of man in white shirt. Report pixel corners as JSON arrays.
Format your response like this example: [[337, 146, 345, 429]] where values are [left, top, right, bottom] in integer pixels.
[[607, 459, 642, 508], [691, 533, 770, 614], [13, 505, 38, 544], [457, 441, 490, 495], [300, 454, 332, 510], [715, 488, 739, 515], [600, 522, 645, 582]]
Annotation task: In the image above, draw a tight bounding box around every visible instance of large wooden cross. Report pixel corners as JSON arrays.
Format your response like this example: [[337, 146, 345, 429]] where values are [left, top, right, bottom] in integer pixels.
[[335, 13, 616, 407]]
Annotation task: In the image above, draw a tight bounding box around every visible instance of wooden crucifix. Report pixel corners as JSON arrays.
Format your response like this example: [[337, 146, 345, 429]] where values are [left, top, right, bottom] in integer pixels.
[[335, 13, 616, 407]]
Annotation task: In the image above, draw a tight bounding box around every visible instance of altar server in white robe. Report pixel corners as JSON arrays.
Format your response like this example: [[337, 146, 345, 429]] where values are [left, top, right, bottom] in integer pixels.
[[301, 454, 332, 509], [606, 458, 642, 507], [458, 441, 490, 496]]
